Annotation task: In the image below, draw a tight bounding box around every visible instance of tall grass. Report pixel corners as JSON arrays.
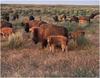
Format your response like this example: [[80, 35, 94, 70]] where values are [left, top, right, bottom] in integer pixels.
[[7, 31, 24, 49]]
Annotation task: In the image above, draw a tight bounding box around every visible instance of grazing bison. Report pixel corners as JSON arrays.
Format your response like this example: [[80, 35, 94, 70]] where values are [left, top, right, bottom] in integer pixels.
[[21, 15, 35, 26], [47, 35, 68, 52], [31, 24, 69, 48], [89, 10, 99, 19], [59, 14, 66, 21], [79, 16, 90, 23], [53, 14, 66, 22], [53, 15, 59, 22], [0, 20, 12, 28], [0, 27, 13, 38], [70, 16, 79, 23], [12, 14, 19, 21]]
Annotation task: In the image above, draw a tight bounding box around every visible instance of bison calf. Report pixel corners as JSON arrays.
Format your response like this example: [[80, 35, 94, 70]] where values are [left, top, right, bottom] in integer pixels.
[[47, 35, 68, 52], [69, 30, 85, 41], [0, 27, 13, 38]]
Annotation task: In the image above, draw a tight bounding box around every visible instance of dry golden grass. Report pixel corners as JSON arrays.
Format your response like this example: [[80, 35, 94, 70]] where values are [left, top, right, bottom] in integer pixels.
[[1, 4, 99, 77]]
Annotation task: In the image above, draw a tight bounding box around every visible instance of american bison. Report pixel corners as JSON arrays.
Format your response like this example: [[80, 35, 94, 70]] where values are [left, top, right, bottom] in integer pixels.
[[68, 30, 85, 47], [59, 14, 66, 21], [12, 14, 19, 21], [24, 20, 47, 32], [70, 16, 79, 23], [79, 16, 90, 23], [31, 23, 69, 48], [53, 14, 66, 22], [89, 10, 99, 19], [47, 35, 68, 52], [69, 30, 85, 41], [0, 20, 12, 28], [53, 15, 59, 22]]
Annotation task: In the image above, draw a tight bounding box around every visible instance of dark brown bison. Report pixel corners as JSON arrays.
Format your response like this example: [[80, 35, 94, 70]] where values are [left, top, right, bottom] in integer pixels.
[[31, 24, 69, 48], [24, 20, 47, 32], [12, 14, 19, 21], [70, 16, 79, 23], [53, 14, 66, 22], [47, 35, 68, 52], [53, 15, 59, 22], [0, 20, 12, 28], [89, 10, 99, 19]]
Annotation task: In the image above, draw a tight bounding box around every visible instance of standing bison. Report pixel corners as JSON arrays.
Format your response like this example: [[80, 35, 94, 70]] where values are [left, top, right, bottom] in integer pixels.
[[47, 35, 68, 52], [23, 15, 47, 32], [0, 20, 12, 28], [30, 24, 69, 48]]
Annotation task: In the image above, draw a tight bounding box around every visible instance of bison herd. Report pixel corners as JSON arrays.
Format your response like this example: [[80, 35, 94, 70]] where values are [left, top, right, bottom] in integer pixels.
[[0, 11, 99, 52], [53, 11, 99, 23]]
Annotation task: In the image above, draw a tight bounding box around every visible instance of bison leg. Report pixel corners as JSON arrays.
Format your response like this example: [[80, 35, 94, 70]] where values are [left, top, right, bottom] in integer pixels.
[[42, 39, 48, 48], [51, 44, 54, 52], [61, 44, 66, 52]]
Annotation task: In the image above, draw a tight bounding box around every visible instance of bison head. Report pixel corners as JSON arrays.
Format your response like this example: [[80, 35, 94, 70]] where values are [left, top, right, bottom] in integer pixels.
[[24, 23, 29, 32], [32, 28, 40, 44]]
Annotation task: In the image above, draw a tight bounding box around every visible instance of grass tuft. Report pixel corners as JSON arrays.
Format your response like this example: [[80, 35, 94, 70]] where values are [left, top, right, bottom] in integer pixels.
[[7, 31, 24, 49]]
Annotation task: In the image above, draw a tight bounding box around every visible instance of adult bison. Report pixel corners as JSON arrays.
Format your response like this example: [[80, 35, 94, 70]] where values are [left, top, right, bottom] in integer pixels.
[[53, 15, 59, 22], [24, 16, 46, 32], [79, 16, 90, 23], [70, 16, 79, 23], [24, 20, 47, 32], [31, 24, 69, 48], [12, 14, 19, 21], [0, 20, 12, 28], [89, 10, 99, 19]]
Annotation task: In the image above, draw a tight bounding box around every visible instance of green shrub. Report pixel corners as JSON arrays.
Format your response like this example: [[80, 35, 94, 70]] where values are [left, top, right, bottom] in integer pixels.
[[68, 36, 91, 50], [7, 31, 24, 49], [76, 36, 91, 48]]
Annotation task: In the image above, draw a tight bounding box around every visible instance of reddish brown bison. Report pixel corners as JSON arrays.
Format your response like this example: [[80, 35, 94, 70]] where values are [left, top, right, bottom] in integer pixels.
[[69, 30, 85, 42], [68, 30, 85, 47], [24, 20, 47, 32], [47, 35, 68, 52], [53, 14, 66, 22], [79, 16, 90, 23], [0, 27, 13, 38], [31, 23, 69, 48], [25, 20, 47, 32]]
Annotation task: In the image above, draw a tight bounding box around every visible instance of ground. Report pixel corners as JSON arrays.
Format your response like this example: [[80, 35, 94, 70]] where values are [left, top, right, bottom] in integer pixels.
[[1, 4, 99, 77]]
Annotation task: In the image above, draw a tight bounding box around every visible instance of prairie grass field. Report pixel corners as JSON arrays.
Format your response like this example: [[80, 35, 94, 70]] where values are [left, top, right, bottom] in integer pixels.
[[0, 4, 99, 77]]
